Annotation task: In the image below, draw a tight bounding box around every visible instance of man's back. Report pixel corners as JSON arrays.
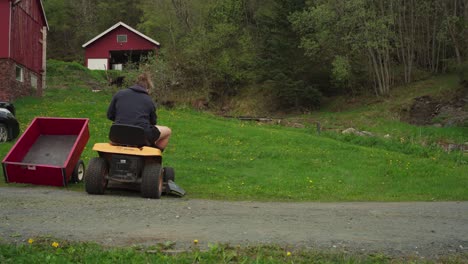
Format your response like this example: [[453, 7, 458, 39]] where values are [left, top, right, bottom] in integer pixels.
[[107, 85, 157, 129]]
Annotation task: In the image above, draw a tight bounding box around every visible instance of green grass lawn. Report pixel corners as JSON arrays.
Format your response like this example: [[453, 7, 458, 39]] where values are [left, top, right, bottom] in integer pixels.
[[0, 85, 466, 202], [0, 238, 465, 264]]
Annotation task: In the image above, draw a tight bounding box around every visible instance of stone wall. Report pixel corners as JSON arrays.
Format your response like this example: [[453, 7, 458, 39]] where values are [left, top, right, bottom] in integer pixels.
[[0, 59, 43, 102]]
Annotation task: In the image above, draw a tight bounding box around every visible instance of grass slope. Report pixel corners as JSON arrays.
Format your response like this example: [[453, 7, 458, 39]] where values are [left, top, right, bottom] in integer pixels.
[[0, 84, 466, 201], [313, 74, 467, 144]]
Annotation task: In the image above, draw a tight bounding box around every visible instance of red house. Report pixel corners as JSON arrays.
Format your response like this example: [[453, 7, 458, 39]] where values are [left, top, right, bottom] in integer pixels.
[[0, 0, 48, 101], [82, 22, 160, 70]]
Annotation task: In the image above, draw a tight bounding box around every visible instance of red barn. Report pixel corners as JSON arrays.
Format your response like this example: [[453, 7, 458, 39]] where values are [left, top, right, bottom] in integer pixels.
[[82, 22, 160, 70], [0, 0, 48, 101]]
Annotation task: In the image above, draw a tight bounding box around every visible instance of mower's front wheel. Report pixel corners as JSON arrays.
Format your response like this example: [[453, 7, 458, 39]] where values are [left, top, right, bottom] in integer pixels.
[[85, 157, 108, 195], [163, 167, 175, 195], [163, 167, 175, 182], [141, 163, 163, 199]]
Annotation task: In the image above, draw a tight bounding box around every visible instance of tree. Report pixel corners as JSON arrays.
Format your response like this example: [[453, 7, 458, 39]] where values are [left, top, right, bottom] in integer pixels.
[[290, 0, 396, 96], [255, 0, 325, 109], [42, 0, 81, 60], [43, 0, 467, 108], [140, 0, 258, 97]]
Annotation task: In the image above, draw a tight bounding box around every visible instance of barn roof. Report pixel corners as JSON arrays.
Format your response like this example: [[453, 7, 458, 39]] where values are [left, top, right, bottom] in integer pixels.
[[82, 21, 160, 48], [38, 0, 49, 30], [13, 0, 49, 30]]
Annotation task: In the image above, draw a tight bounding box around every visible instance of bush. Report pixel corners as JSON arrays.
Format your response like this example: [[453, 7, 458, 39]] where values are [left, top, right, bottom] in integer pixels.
[[457, 61, 468, 86], [273, 74, 323, 110]]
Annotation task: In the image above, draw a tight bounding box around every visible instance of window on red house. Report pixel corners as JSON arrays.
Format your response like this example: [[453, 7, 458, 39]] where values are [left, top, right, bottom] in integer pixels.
[[117, 35, 127, 43]]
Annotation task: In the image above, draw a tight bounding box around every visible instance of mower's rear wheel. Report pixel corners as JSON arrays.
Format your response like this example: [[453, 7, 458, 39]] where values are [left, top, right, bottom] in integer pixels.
[[85, 157, 108, 195], [141, 163, 163, 199]]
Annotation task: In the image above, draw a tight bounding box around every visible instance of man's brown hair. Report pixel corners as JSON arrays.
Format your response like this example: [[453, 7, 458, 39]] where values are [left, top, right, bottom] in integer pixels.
[[136, 72, 154, 90]]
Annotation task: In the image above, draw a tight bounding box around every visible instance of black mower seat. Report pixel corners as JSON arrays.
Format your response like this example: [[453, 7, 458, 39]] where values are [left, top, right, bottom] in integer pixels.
[[109, 124, 155, 148]]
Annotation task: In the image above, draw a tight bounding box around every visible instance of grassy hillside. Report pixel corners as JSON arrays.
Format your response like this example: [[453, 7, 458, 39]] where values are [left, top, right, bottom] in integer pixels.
[[313, 74, 467, 141], [0, 61, 466, 201]]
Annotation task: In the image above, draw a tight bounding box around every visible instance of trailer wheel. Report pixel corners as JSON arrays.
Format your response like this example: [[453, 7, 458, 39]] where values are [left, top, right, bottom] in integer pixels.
[[85, 157, 108, 195], [141, 163, 163, 199], [70, 160, 85, 183]]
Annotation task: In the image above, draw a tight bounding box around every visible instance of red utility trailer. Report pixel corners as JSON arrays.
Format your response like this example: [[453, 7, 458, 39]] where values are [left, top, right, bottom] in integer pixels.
[[2, 117, 90, 187]]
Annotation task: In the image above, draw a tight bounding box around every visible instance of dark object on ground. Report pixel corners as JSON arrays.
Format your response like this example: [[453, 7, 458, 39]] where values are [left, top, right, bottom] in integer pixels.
[[160, 100, 175, 109], [110, 76, 125, 87], [166, 180, 185, 197], [2, 118, 89, 186], [402, 88, 468, 126], [405, 96, 440, 125], [0, 102, 19, 142], [86, 124, 182, 199]]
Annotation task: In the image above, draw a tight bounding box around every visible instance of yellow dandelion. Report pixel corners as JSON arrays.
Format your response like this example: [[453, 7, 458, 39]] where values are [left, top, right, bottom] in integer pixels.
[[193, 239, 199, 245], [287, 251, 292, 256], [28, 238, 34, 244], [52, 242, 59, 248]]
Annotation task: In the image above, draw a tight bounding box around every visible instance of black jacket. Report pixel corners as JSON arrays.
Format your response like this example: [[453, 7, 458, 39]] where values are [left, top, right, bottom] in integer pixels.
[[107, 85, 157, 129]]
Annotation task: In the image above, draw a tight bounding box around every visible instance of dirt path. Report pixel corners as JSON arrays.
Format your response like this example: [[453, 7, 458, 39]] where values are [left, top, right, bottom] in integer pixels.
[[0, 187, 467, 259]]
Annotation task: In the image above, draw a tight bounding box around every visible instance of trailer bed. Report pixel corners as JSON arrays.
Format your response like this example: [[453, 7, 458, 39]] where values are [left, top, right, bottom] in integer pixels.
[[2, 117, 89, 186]]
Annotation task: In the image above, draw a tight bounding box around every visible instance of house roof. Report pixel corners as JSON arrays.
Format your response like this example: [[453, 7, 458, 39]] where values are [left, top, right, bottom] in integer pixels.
[[82, 21, 160, 48]]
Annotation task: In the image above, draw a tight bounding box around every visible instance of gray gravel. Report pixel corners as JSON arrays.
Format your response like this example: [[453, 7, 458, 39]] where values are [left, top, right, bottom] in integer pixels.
[[0, 187, 467, 260]]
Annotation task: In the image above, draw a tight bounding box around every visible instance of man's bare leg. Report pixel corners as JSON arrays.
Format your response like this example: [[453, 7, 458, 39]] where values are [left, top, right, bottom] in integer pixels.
[[155, 125, 171, 150]]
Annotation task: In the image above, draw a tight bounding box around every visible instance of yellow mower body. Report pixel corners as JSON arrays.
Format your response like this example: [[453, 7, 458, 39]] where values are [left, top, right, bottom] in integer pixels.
[[84, 124, 171, 199], [93, 143, 162, 156]]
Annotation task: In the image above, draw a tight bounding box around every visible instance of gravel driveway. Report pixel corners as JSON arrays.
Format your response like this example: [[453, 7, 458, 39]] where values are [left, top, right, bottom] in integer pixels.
[[0, 187, 467, 259]]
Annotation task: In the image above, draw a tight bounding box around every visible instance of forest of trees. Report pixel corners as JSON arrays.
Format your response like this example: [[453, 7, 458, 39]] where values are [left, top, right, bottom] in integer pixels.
[[43, 0, 467, 110]]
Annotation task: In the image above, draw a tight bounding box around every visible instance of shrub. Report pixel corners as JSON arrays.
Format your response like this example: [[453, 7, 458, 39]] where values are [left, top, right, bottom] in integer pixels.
[[457, 61, 468, 87]]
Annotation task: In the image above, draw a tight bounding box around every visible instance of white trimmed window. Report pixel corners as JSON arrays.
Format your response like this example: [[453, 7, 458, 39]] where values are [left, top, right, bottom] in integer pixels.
[[117, 35, 127, 43], [16, 65, 24, 82]]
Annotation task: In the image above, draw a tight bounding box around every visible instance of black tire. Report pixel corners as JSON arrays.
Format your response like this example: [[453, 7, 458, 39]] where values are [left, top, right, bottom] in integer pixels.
[[163, 167, 175, 195], [85, 157, 108, 195], [0, 123, 8, 142], [70, 160, 85, 183], [163, 167, 175, 182], [141, 163, 163, 199]]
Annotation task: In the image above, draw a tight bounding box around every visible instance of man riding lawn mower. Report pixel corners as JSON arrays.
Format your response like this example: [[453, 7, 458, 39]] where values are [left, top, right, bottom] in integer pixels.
[[85, 73, 184, 199]]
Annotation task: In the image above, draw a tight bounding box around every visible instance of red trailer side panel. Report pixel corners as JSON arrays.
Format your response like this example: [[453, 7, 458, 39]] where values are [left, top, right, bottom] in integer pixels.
[[36, 117, 89, 135], [4, 164, 66, 186]]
